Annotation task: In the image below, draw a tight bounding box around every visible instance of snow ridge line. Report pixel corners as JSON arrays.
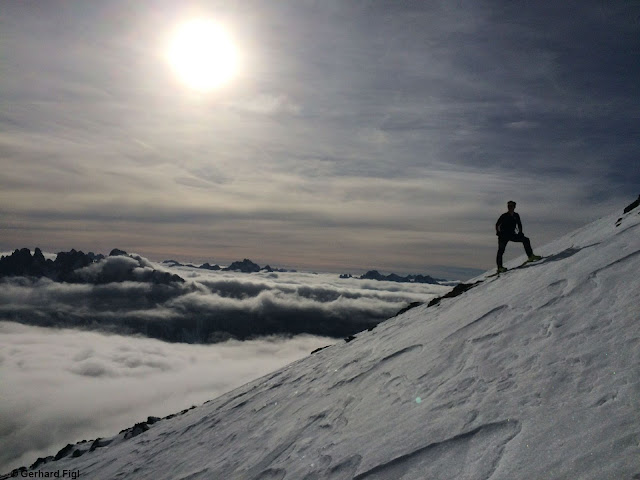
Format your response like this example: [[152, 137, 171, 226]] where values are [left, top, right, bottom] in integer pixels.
[[352, 419, 522, 479]]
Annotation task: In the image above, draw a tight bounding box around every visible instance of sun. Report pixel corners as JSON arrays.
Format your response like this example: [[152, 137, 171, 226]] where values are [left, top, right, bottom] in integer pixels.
[[167, 19, 239, 91]]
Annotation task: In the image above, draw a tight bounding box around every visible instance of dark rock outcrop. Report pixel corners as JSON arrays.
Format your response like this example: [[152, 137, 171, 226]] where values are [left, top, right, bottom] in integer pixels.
[[29, 456, 53, 470], [89, 438, 111, 452], [87, 252, 105, 262], [412, 274, 439, 284], [53, 444, 75, 461], [311, 345, 331, 354], [0, 248, 184, 285], [199, 262, 221, 271], [224, 259, 261, 273], [623, 194, 640, 214], [427, 281, 481, 307], [163, 259, 184, 267], [53, 249, 93, 278], [0, 248, 51, 277], [144, 270, 185, 285], [359, 270, 442, 284], [146, 416, 161, 425], [360, 270, 386, 281], [0, 247, 95, 281], [121, 422, 150, 440]]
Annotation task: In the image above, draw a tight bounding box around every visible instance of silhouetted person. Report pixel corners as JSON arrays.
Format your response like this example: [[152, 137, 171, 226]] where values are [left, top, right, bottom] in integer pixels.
[[495, 201, 540, 273]]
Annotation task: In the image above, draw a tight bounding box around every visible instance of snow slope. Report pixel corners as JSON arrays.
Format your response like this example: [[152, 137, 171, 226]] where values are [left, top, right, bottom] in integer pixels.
[[8, 205, 640, 479]]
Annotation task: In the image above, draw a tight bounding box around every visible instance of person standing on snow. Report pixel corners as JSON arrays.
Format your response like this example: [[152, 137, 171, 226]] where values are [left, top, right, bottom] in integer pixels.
[[495, 200, 541, 273]]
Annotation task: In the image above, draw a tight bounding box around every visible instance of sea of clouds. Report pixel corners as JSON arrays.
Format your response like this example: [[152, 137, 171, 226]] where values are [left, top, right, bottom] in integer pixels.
[[0, 253, 449, 343], [0, 253, 448, 473], [0, 321, 334, 473]]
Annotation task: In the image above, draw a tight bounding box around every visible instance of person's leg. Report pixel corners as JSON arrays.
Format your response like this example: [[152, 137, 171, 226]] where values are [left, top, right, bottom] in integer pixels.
[[522, 236, 533, 257], [497, 238, 508, 268], [512, 233, 533, 257]]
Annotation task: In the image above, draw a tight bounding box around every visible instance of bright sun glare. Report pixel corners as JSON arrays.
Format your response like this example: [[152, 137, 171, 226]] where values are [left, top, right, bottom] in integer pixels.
[[167, 19, 238, 91]]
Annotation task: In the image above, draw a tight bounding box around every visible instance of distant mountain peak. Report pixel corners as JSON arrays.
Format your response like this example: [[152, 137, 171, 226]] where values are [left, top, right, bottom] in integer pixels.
[[0, 248, 183, 285], [223, 258, 261, 273], [359, 269, 444, 284]]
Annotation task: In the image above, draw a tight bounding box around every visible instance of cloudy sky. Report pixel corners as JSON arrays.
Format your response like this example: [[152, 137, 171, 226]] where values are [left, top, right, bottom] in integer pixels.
[[1, 0, 638, 276]]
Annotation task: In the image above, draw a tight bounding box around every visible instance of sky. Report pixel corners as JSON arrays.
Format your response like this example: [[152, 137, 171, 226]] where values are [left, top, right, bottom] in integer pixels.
[[1, 0, 639, 277]]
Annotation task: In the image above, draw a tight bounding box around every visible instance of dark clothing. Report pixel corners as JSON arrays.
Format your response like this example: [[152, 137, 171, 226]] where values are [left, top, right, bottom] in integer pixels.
[[496, 212, 523, 237], [497, 232, 533, 268], [495, 212, 532, 268]]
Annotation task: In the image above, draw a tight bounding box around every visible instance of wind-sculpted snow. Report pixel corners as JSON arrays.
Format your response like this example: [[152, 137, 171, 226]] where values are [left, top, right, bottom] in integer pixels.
[[353, 420, 521, 479], [0, 257, 447, 343], [5, 204, 640, 479]]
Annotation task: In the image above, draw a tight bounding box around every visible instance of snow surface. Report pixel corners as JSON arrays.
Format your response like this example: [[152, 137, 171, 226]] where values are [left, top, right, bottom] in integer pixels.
[[8, 206, 640, 479]]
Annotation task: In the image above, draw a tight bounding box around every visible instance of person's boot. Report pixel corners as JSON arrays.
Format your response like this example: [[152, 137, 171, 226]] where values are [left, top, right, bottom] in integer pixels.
[[528, 255, 542, 262], [497, 266, 508, 273]]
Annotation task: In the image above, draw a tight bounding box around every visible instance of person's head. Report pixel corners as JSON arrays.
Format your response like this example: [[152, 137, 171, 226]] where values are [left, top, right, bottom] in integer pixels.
[[507, 200, 516, 212]]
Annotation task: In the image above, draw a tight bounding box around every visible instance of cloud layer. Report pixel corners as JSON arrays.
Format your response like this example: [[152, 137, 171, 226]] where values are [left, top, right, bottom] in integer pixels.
[[0, 321, 333, 473], [0, 252, 448, 343], [0, 248, 449, 472], [0, 250, 448, 473]]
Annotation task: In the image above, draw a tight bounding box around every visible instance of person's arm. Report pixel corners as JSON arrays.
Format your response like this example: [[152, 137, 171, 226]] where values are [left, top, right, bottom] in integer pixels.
[[496, 214, 503, 235]]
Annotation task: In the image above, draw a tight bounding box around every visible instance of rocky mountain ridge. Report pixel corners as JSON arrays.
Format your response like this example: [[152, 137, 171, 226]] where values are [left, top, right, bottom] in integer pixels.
[[0, 248, 184, 285]]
